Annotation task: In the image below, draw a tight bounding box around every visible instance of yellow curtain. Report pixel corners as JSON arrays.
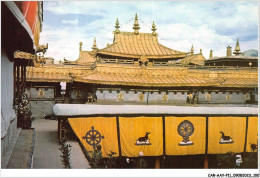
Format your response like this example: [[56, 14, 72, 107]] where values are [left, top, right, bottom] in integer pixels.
[[208, 117, 246, 154], [68, 117, 119, 157], [246, 117, 258, 152], [165, 117, 206, 155], [119, 117, 163, 157]]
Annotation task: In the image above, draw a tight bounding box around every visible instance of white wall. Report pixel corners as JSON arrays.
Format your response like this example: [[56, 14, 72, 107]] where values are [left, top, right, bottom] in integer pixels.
[[1, 49, 17, 158]]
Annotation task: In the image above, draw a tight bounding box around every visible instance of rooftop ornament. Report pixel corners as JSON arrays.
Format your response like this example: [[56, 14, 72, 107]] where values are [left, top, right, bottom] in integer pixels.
[[233, 38, 241, 56], [133, 13, 140, 35], [209, 49, 213, 59], [190, 45, 194, 56], [114, 18, 120, 34], [79, 42, 82, 52], [92, 38, 98, 52], [227, 45, 232, 56], [151, 21, 157, 36]]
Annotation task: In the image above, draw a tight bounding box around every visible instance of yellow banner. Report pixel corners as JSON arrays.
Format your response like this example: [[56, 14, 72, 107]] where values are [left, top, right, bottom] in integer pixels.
[[208, 117, 246, 154], [246, 117, 258, 152], [119, 117, 163, 157], [68, 117, 119, 157], [165, 117, 206, 155]]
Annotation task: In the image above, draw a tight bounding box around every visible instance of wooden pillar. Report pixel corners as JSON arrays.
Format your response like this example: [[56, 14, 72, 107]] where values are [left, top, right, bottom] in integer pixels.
[[155, 157, 160, 169], [22, 65, 26, 92], [13, 63, 17, 104], [204, 155, 208, 169], [16, 64, 20, 96], [57, 118, 61, 140], [21, 64, 24, 90]]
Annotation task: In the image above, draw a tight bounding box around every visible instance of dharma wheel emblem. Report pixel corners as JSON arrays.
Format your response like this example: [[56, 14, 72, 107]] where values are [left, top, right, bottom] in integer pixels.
[[177, 120, 194, 146], [83, 126, 104, 147]]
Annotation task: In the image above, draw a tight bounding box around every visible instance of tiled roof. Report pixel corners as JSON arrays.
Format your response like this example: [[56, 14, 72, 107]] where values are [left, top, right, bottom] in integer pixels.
[[98, 32, 186, 59], [206, 56, 258, 61], [26, 65, 92, 82], [74, 72, 213, 87], [73, 65, 258, 88], [64, 51, 96, 65], [178, 54, 206, 66], [218, 78, 258, 87], [26, 64, 258, 88]]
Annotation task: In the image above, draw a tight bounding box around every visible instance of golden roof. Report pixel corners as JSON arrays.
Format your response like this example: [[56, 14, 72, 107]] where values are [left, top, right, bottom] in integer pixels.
[[64, 51, 96, 65], [26, 65, 92, 82], [98, 32, 186, 59], [178, 54, 206, 66], [26, 63, 257, 88], [73, 64, 257, 88]]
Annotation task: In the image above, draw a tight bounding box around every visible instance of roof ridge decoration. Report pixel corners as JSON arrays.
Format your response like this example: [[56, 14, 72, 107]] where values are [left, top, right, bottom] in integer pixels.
[[151, 21, 157, 36], [209, 49, 213, 59], [92, 38, 98, 52], [114, 18, 120, 34], [191, 44, 194, 56], [133, 13, 140, 35], [79, 42, 82, 52], [227, 45, 232, 56], [158, 44, 186, 55], [233, 38, 241, 56]]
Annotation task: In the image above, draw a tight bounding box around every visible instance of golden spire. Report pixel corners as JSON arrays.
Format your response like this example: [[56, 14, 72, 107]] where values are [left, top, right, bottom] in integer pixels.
[[200, 49, 202, 54], [115, 18, 120, 34], [92, 38, 98, 52], [133, 13, 140, 35], [151, 21, 157, 36], [233, 38, 241, 56], [227, 45, 232, 56], [190, 45, 194, 56], [79, 42, 82, 52], [209, 49, 213, 58]]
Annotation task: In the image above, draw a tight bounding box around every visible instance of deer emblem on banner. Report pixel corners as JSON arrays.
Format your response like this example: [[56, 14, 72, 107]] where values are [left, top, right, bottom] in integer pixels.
[[135, 132, 151, 145]]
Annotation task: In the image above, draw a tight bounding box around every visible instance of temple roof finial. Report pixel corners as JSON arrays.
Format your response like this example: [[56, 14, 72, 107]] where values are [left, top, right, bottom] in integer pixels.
[[92, 38, 98, 52], [227, 45, 232, 56], [115, 18, 120, 34], [151, 21, 157, 36], [209, 49, 213, 59], [133, 13, 140, 35], [191, 44, 194, 56], [233, 38, 241, 56], [79, 42, 82, 52]]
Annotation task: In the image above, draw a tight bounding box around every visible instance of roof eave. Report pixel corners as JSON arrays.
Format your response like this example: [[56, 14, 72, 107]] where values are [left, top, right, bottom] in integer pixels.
[[97, 51, 187, 59]]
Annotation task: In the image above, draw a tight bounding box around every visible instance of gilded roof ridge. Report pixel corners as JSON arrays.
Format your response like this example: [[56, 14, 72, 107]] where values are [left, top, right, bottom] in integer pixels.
[[116, 31, 156, 35], [98, 42, 118, 52], [158, 44, 186, 54]]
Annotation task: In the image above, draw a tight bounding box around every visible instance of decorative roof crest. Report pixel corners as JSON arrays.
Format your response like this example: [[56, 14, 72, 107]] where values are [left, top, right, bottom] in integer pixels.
[[191, 45, 194, 56], [151, 21, 157, 36], [133, 13, 140, 35], [79, 42, 82, 51], [92, 38, 98, 52], [115, 18, 120, 34], [233, 38, 241, 56]]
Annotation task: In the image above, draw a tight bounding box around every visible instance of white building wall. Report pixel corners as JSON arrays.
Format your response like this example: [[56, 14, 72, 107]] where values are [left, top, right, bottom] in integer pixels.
[[1, 49, 17, 158]]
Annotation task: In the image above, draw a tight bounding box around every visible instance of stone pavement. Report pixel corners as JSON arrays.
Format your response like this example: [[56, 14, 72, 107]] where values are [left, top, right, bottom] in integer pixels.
[[3, 129, 34, 169], [68, 141, 90, 169], [32, 119, 90, 169]]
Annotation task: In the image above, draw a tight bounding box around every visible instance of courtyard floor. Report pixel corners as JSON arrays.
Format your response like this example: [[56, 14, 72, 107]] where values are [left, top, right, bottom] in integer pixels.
[[32, 119, 90, 169]]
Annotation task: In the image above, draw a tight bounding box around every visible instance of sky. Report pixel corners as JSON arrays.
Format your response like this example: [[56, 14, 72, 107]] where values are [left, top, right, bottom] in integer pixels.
[[39, 1, 259, 61]]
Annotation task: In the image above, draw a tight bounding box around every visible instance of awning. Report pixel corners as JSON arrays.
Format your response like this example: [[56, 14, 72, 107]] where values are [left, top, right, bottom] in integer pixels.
[[53, 104, 258, 116]]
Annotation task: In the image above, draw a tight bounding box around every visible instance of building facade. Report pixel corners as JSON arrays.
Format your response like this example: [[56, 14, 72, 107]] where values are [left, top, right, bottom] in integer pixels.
[[1, 1, 45, 166]]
